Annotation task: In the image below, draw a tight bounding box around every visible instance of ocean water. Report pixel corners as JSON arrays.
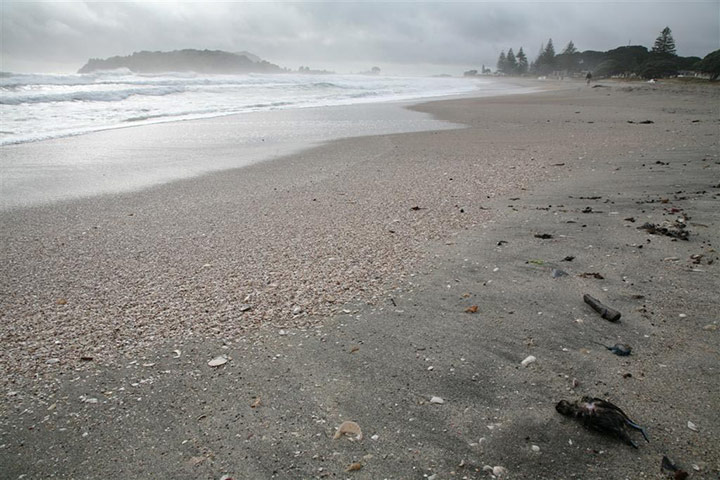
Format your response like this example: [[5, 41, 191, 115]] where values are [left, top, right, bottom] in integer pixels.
[[0, 72, 534, 210], [1, 71, 490, 146]]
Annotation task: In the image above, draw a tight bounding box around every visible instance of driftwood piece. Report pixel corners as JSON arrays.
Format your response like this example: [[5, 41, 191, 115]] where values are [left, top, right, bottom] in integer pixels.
[[583, 294, 621, 322]]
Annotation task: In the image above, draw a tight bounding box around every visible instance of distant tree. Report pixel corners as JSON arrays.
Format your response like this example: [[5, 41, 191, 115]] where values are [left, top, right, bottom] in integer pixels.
[[557, 40, 581, 72], [695, 49, 720, 80], [652, 27, 677, 56], [497, 51, 507, 73], [371, 66, 381, 74], [516, 47, 529, 74], [544, 39, 556, 58], [562, 41, 577, 55], [533, 39, 557, 74], [638, 58, 679, 78], [506, 48, 518, 74]]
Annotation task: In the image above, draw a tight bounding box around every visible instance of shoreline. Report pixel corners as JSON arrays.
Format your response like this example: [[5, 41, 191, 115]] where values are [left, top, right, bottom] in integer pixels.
[[1, 82, 718, 478], [0, 78, 547, 212]]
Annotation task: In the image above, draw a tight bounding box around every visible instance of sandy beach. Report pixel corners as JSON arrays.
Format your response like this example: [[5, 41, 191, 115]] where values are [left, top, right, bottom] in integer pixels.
[[1, 80, 718, 479]]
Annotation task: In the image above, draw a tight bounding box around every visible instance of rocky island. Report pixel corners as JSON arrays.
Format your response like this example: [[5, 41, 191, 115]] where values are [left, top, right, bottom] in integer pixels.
[[78, 49, 284, 74]]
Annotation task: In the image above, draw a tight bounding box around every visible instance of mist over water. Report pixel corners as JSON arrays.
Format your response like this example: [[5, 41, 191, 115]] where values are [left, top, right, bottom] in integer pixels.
[[0, 71, 489, 146]]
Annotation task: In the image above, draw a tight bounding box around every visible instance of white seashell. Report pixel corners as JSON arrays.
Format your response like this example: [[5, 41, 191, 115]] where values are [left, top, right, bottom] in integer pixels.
[[521, 355, 537, 367], [208, 355, 228, 367]]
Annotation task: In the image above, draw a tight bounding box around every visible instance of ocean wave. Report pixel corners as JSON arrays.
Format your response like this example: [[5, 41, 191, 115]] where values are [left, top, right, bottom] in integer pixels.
[[0, 85, 186, 105]]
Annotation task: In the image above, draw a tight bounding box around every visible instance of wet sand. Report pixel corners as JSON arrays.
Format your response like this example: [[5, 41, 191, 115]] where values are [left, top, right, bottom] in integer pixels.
[[1, 80, 718, 478]]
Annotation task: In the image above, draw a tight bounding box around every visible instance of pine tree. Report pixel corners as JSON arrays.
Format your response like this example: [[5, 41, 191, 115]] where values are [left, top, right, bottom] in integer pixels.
[[652, 26, 677, 56], [497, 51, 507, 73], [506, 48, 518, 74], [516, 47, 528, 74], [544, 38, 556, 59], [562, 41, 577, 55]]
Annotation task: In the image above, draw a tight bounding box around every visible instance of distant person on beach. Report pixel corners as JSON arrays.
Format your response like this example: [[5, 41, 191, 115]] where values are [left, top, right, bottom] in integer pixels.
[[586, 72, 593, 85]]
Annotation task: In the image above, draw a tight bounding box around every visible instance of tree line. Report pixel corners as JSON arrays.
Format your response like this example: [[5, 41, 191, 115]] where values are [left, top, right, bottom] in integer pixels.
[[492, 27, 719, 80]]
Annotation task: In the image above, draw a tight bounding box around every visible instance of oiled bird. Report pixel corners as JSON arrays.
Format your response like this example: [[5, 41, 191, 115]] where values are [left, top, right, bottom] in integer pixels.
[[555, 396, 649, 448]]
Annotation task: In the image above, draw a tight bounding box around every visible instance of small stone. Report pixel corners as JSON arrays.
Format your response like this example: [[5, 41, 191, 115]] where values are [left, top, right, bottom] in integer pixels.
[[531, 445, 540, 452], [493, 466, 508, 477], [292, 306, 303, 315], [687, 421, 698, 431], [703, 324, 718, 331], [238, 304, 252, 312], [430, 396, 444, 404], [552, 268, 568, 278], [521, 355, 536, 367], [679, 313, 687, 318], [370, 434, 379, 441]]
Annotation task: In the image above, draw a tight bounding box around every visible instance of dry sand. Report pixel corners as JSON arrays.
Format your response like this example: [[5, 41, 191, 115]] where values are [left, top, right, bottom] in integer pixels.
[[1, 80, 718, 479]]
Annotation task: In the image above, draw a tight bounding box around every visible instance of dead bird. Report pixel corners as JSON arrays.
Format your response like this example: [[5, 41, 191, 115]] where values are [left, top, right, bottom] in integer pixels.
[[556, 396, 649, 448], [591, 341, 632, 356]]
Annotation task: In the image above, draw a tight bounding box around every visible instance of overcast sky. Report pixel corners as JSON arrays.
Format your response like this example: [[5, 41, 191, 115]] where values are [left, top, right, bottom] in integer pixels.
[[2, 1, 719, 74]]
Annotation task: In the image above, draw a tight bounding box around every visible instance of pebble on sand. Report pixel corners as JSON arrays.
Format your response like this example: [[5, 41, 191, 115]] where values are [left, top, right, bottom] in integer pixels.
[[521, 355, 537, 367], [430, 396, 445, 404]]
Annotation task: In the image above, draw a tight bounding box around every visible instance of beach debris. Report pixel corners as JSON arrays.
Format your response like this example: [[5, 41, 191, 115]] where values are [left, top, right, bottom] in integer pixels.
[[556, 396, 649, 448], [638, 221, 689, 240], [582, 206, 594, 213], [80, 355, 94, 361], [534, 233, 554, 239], [346, 462, 363, 472], [583, 294, 621, 322], [531, 444, 541, 452], [251, 397, 261, 408], [562, 256, 575, 262], [497, 240, 508, 246], [625, 216, 636, 222], [430, 396, 445, 404], [410, 206, 425, 211], [465, 305, 479, 313], [579, 272, 605, 279], [482, 465, 508, 477], [592, 341, 632, 356], [528, 259, 545, 265], [238, 304, 252, 312], [56, 298, 67, 305], [219, 475, 234, 480], [208, 355, 228, 367], [521, 355, 537, 367], [552, 268, 568, 278], [686, 421, 698, 432], [292, 305, 303, 315], [661, 455, 689, 480], [350, 346, 360, 353], [627, 120, 655, 124], [333, 421, 363, 441]]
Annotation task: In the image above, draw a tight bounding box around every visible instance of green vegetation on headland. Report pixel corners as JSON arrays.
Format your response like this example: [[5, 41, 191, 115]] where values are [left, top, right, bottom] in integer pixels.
[[78, 49, 286, 74], [475, 27, 719, 80]]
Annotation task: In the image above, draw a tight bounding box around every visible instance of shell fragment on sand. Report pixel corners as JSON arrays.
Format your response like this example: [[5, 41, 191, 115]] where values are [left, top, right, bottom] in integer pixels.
[[333, 421, 363, 441]]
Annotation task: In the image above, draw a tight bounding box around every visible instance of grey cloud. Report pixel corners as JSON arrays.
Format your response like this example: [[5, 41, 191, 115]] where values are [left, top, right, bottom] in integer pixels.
[[2, 1, 718, 74]]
